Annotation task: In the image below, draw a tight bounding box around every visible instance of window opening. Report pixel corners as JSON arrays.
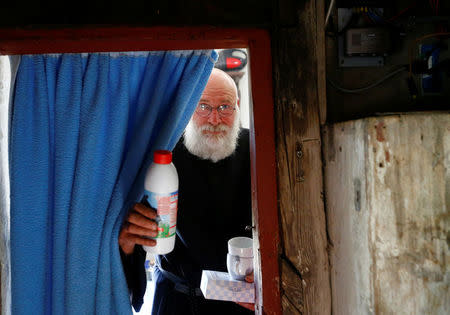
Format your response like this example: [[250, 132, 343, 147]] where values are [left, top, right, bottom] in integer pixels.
[[0, 47, 260, 314]]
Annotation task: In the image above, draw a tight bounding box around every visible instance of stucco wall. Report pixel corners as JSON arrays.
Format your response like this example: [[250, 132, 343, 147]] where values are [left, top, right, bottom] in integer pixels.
[[324, 112, 450, 315]]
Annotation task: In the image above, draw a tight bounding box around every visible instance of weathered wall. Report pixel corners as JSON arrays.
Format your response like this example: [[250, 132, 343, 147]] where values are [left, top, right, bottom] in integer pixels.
[[0, 56, 17, 315], [323, 112, 450, 315], [0, 57, 10, 315]]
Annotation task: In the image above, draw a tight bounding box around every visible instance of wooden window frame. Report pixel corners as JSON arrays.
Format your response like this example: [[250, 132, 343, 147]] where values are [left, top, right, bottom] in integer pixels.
[[0, 26, 281, 315]]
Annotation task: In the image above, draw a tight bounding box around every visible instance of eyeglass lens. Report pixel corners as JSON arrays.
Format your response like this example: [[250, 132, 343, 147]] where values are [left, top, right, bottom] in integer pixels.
[[196, 104, 234, 117]]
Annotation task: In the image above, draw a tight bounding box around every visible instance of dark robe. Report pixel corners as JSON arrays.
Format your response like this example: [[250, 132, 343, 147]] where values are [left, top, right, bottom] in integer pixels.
[[124, 129, 253, 315]]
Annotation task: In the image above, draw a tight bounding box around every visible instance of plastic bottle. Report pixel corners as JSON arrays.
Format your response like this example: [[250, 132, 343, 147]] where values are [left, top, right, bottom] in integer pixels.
[[142, 150, 178, 255]]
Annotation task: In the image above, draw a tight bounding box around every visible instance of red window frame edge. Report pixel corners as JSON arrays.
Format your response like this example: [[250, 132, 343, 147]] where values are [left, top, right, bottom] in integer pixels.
[[0, 26, 281, 315]]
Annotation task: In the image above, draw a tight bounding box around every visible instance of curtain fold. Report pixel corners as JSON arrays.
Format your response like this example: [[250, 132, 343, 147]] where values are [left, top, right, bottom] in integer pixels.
[[9, 50, 217, 314]]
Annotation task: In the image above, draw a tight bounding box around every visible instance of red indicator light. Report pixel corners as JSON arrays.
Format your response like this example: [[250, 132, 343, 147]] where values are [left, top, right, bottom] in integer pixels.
[[226, 57, 242, 69]]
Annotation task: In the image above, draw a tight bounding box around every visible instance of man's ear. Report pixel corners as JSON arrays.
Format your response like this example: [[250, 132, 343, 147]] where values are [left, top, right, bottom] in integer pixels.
[[237, 99, 240, 107]]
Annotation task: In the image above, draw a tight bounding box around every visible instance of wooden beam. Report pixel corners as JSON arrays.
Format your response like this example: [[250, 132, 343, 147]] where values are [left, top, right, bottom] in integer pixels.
[[281, 295, 302, 315], [0, 26, 257, 55], [273, 0, 331, 314], [281, 258, 304, 313], [316, 0, 327, 125], [248, 31, 283, 315]]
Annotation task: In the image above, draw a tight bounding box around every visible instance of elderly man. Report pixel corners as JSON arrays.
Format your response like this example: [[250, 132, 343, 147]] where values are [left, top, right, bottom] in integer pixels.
[[120, 68, 253, 315]]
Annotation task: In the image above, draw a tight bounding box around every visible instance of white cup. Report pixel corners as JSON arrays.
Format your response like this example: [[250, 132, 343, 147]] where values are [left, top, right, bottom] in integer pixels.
[[227, 253, 253, 281], [227, 237, 253, 258], [227, 237, 253, 280]]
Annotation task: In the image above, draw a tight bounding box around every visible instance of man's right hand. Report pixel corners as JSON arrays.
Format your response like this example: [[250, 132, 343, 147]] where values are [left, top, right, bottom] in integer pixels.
[[119, 203, 159, 255]]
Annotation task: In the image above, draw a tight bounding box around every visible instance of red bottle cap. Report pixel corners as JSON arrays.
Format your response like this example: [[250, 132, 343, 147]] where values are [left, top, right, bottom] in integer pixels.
[[153, 150, 172, 164]]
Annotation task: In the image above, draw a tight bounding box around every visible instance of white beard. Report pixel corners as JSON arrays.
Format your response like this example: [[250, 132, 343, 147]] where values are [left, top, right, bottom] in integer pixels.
[[183, 106, 241, 163]]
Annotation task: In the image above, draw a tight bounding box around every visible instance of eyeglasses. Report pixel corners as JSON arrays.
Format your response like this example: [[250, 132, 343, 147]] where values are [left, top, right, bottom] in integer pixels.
[[195, 103, 236, 117]]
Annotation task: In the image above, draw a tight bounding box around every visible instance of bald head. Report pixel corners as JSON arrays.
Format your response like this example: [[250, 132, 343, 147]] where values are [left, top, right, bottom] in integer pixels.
[[205, 68, 239, 104]]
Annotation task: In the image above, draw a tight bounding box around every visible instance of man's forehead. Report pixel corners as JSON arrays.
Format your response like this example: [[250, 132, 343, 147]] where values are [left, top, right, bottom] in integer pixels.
[[200, 86, 236, 101], [199, 96, 235, 103], [203, 69, 238, 98]]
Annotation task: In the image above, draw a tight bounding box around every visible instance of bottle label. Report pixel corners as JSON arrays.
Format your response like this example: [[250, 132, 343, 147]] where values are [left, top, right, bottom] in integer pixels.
[[143, 190, 178, 238]]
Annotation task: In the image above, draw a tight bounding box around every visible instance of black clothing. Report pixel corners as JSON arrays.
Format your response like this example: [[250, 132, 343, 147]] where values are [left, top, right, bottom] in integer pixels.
[[151, 266, 252, 315], [152, 128, 252, 315], [159, 129, 252, 283], [124, 129, 253, 315], [120, 246, 147, 311]]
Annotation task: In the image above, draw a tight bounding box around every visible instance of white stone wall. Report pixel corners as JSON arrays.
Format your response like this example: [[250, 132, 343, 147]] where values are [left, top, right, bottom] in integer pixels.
[[0, 56, 11, 315], [324, 113, 450, 315], [0, 55, 19, 315]]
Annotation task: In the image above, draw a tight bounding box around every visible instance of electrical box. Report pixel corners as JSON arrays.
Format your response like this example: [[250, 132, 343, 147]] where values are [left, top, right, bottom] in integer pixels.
[[337, 8, 386, 67], [345, 27, 391, 56]]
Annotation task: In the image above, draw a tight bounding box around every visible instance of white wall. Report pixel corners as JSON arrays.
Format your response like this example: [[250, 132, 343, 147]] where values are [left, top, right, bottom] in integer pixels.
[[238, 60, 250, 129], [216, 49, 250, 129], [324, 113, 450, 315], [0, 56, 12, 315]]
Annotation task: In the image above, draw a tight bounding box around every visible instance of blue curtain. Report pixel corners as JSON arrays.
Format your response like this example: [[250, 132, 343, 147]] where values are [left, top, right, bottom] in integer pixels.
[[9, 50, 217, 314]]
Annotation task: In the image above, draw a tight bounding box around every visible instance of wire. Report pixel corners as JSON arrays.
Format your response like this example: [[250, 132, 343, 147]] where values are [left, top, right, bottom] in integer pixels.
[[326, 11, 357, 38], [408, 32, 450, 77], [429, 0, 434, 17], [364, 12, 375, 25], [327, 67, 407, 94], [387, 2, 418, 22], [366, 10, 379, 24], [325, 0, 336, 29], [429, 0, 440, 15], [368, 8, 384, 24]]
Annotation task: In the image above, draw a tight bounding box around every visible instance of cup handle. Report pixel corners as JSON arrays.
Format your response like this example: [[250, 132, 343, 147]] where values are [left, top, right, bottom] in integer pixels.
[[234, 256, 241, 274]]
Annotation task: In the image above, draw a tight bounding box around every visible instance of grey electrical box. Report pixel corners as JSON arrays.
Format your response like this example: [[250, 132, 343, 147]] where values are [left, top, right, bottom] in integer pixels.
[[337, 8, 385, 67], [345, 27, 391, 56]]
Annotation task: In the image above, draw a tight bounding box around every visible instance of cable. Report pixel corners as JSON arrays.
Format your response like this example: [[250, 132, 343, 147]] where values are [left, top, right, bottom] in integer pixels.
[[325, 0, 336, 29], [387, 2, 418, 22], [327, 11, 359, 38], [327, 67, 407, 94], [364, 12, 375, 25], [364, 10, 379, 24], [429, 0, 440, 15], [368, 8, 384, 24]]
